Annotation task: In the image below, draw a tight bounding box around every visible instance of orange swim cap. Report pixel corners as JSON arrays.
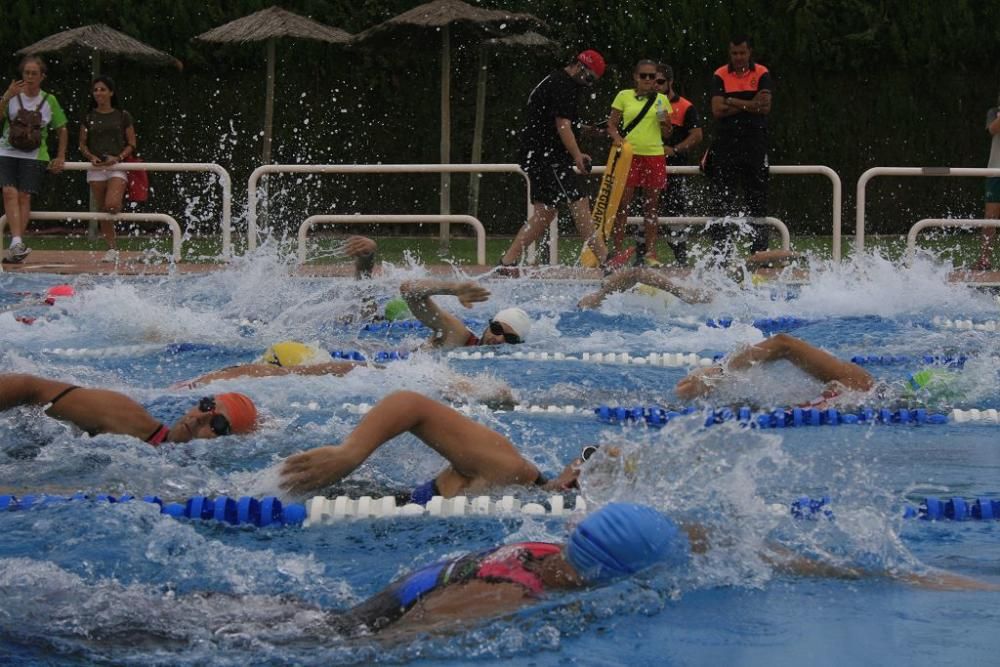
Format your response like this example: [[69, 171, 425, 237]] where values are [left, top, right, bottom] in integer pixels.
[[214, 392, 258, 434]]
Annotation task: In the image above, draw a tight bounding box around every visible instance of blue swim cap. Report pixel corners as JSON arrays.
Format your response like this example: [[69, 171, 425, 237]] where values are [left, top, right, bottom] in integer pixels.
[[565, 503, 689, 584]]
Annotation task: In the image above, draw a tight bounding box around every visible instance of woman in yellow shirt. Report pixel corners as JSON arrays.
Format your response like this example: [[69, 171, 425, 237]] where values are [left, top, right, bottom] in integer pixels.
[[607, 60, 672, 266]]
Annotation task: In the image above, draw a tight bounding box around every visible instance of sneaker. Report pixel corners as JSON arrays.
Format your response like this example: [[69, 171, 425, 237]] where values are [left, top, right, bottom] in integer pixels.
[[6, 242, 31, 263], [101, 249, 120, 263]]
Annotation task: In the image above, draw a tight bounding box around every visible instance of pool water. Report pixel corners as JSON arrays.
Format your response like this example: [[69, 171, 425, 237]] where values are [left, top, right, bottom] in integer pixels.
[[1, 253, 999, 666]]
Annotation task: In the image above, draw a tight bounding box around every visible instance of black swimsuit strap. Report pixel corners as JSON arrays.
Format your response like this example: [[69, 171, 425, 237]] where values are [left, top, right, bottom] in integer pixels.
[[44, 385, 80, 412]]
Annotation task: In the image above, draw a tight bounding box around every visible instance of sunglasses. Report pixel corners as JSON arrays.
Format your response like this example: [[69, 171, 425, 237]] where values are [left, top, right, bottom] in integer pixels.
[[656, 78, 668, 85], [637, 72, 658, 80], [198, 396, 232, 436], [579, 68, 597, 85], [489, 320, 522, 345], [580, 445, 600, 462]]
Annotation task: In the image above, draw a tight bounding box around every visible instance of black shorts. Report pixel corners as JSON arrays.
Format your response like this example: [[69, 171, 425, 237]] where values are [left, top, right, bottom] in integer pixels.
[[0, 156, 47, 195], [524, 160, 586, 207]]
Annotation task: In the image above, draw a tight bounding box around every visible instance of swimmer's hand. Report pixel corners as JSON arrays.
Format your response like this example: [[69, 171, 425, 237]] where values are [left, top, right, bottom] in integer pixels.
[[576, 291, 604, 310], [344, 236, 376, 258], [675, 365, 725, 401], [279, 446, 353, 495], [453, 281, 490, 308]]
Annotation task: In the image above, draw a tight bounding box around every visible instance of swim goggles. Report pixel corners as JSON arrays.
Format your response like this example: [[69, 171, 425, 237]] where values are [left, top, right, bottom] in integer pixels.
[[198, 396, 232, 436], [580, 445, 600, 462], [488, 320, 522, 345]]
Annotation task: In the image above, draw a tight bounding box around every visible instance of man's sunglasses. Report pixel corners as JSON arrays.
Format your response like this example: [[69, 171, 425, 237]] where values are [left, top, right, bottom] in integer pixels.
[[198, 396, 232, 436], [579, 67, 597, 84], [580, 445, 600, 462], [637, 72, 658, 80], [656, 78, 668, 85], [489, 320, 522, 344]]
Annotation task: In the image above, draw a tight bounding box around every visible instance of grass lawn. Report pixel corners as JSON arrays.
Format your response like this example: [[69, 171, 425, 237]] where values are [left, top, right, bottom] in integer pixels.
[[14, 228, 994, 268]]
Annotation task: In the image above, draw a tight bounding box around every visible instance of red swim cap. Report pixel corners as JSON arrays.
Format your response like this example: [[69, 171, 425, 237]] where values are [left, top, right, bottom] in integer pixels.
[[577, 50, 606, 78], [46, 284, 75, 298], [214, 392, 258, 434]]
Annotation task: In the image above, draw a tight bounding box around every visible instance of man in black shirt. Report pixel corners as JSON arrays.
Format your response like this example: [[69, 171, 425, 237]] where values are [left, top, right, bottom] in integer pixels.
[[708, 35, 773, 255], [498, 50, 608, 272]]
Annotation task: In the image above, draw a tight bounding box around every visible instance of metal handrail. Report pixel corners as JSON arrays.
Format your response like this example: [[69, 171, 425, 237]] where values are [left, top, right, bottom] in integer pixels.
[[579, 163, 841, 260], [248, 164, 532, 252], [0, 211, 182, 261], [61, 161, 233, 257], [906, 218, 1000, 265], [298, 214, 487, 265], [623, 215, 791, 251], [856, 167, 1000, 255]]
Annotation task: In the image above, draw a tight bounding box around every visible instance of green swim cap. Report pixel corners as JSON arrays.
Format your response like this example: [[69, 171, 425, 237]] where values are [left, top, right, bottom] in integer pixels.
[[905, 368, 958, 399], [384, 297, 412, 321]]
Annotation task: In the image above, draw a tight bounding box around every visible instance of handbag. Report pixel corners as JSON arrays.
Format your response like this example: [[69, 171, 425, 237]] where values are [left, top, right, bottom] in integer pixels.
[[123, 155, 149, 202]]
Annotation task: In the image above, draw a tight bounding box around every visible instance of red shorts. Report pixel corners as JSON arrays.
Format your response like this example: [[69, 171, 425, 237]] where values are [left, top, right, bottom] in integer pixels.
[[625, 154, 667, 190]]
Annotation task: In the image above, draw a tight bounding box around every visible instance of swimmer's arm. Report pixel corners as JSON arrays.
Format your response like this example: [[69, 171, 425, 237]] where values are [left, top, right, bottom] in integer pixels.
[[285, 361, 366, 377], [344, 236, 377, 279], [401, 279, 490, 347], [396, 580, 533, 632], [442, 373, 516, 410], [764, 543, 1000, 591], [188, 364, 292, 385], [724, 334, 873, 391]]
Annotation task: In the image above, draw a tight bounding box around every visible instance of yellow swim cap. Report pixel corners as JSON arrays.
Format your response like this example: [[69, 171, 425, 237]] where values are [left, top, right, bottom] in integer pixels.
[[260, 341, 326, 367]]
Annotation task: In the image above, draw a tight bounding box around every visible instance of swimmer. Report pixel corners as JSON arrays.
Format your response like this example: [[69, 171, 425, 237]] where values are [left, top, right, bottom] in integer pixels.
[[343, 235, 378, 279], [321, 501, 997, 636], [280, 390, 592, 499], [577, 250, 802, 309], [400, 279, 531, 349], [577, 267, 712, 309], [0, 373, 257, 444], [326, 503, 687, 636], [675, 333, 873, 403], [171, 340, 515, 408]]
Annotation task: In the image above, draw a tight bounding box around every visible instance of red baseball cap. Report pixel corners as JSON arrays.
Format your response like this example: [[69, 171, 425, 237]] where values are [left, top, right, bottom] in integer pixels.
[[577, 50, 606, 78]]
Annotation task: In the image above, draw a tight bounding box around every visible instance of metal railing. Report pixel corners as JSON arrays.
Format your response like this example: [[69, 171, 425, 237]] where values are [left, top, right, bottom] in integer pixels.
[[298, 214, 487, 265], [248, 164, 532, 252], [59, 161, 233, 256], [577, 164, 842, 261], [906, 218, 1000, 265], [856, 167, 1000, 255], [1, 211, 182, 261], [623, 215, 791, 250]]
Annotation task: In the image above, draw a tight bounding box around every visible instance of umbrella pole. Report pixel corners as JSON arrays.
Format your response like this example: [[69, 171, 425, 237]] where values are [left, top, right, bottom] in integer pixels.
[[467, 45, 488, 220], [439, 25, 450, 250], [87, 53, 101, 241], [260, 37, 276, 237]]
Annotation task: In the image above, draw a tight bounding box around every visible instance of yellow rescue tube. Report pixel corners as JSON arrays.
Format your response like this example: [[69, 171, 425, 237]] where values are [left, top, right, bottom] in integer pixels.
[[580, 141, 634, 268]]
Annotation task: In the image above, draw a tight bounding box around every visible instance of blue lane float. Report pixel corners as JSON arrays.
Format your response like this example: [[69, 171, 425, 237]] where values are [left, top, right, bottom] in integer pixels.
[[705, 316, 812, 334], [793, 495, 1000, 522], [595, 405, 950, 428], [361, 318, 481, 334], [850, 354, 967, 368], [0, 493, 306, 527], [328, 349, 410, 363]]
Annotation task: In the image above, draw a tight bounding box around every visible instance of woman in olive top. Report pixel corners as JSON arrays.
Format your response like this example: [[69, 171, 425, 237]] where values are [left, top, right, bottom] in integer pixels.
[[79, 75, 137, 263], [607, 59, 672, 267]]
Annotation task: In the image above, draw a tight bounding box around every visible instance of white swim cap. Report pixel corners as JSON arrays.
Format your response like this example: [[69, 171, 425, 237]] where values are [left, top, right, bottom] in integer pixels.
[[492, 307, 532, 341]]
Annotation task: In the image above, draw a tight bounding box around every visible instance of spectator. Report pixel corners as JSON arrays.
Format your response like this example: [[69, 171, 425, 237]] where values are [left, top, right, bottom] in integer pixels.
[[707, 35, 773, 257], [79, 75, 137, 263], [973, 101, 1000, 270], [655, 63, 703, 266], [607, 59, 672, 268], [0, 56, 68, 264], [497, 50, 609, 274]]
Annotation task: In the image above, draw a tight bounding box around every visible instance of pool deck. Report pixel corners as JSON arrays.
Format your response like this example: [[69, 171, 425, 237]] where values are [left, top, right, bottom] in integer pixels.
[[3, 249, 1000, 285]]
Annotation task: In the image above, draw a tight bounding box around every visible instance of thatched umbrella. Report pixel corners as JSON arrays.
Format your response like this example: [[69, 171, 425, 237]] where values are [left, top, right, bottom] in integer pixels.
[[468, 31, 558, 217], [17, 23, 183, 78], [353, 0, 543, 246], [195, 6, 352, 164]]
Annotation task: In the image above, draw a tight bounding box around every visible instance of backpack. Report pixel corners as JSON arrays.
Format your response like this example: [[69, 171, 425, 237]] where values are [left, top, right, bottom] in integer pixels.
[[8, 93, 48, 151]]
